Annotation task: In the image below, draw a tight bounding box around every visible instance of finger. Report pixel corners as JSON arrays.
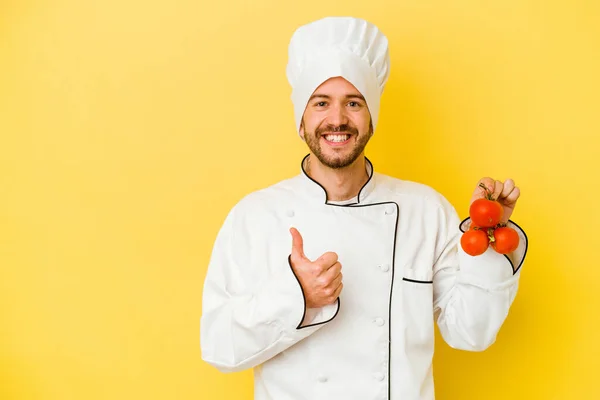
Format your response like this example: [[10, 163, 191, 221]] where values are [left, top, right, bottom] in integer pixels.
[[492, 180, 503, 201], [330, 261, 342, 274], [328, 272, 343, 290], [504, 186, 520, 205], [474, 177, 495, 198], [323, 262, 342, 279], [289, 227, 306, 261], [499, 179, 515, 200], [316, 251, 339, 269], [331, 282, 343, 300]]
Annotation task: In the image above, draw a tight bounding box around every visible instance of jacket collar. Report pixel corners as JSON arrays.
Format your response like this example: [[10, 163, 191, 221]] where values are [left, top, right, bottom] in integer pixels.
[[298, 154, 376, 205]]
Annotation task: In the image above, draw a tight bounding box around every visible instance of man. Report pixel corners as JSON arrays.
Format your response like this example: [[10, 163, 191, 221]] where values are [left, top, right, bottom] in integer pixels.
[[200, 16, 527, 400]]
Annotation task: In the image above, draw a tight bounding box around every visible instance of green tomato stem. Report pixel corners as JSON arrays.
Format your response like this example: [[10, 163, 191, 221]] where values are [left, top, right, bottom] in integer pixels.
[[478, 182, 496, 201], [487, 228, 495, 242]]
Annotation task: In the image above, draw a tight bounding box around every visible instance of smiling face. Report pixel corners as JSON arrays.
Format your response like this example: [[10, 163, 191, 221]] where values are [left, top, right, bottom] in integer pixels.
[[299, 77, 373, 169]]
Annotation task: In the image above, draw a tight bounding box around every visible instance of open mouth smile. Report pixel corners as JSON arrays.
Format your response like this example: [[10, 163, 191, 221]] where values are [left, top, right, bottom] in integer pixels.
[[322, 134, 351, 145]]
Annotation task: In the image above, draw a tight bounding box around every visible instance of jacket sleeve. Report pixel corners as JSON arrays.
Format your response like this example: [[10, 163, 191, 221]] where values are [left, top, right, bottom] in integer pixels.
[[432, 196, 528, 351], [200, 205, 339, 373]]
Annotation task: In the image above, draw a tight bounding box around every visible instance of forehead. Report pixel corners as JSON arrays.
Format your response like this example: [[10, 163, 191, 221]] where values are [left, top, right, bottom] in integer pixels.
[[311, 76, 364, 98]]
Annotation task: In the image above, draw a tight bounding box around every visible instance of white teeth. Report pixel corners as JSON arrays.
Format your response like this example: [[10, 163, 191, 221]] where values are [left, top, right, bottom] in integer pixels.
[[324, 134, 349, 142]]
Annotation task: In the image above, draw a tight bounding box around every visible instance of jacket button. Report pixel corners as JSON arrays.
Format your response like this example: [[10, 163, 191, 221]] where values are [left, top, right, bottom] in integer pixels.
[[374, 318, 385, 326], [287, 210, 295, 217], [373, 372, 385, 381], [385, 205, 395, 215], [317, 375, 328, 383], [379, 264, 390, 272]]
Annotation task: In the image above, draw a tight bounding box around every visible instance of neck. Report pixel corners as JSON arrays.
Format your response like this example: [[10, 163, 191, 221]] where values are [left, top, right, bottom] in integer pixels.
[[305, 154, 369, 202]]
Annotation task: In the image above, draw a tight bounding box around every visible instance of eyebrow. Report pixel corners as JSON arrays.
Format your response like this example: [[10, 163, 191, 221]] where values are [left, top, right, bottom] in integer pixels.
[[309, 93, 366, 101]]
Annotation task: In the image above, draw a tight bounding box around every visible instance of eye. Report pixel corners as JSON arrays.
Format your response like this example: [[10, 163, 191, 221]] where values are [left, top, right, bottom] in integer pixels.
[[316, 101, 327, 107]]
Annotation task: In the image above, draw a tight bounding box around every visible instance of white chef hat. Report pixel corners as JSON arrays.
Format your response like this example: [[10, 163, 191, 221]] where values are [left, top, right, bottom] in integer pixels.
[[286, 16, 391, 135]]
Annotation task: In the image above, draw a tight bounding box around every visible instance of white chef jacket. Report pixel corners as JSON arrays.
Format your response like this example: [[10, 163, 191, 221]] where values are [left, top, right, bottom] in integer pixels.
[[200, 155, 528, 400]]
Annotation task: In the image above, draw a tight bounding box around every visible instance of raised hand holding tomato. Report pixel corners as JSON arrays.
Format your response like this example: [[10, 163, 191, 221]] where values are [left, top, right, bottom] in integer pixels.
[[461, 177, 521, 256], [469, 177, 520, 224]]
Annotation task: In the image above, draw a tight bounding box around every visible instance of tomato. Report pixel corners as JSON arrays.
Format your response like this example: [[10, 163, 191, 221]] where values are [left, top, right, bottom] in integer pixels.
[[490, 226, 519, 254], [469, 182, 504, 228], [460, 228, 489, 256], [469, 198, 503, 228]]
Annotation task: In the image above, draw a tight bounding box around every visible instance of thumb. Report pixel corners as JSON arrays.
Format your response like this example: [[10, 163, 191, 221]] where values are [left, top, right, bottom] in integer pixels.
[[289, 227, 307, 262]]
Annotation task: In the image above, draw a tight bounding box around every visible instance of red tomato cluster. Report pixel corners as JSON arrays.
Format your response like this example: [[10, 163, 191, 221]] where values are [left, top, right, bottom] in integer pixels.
[[460, 183, 519, 256]]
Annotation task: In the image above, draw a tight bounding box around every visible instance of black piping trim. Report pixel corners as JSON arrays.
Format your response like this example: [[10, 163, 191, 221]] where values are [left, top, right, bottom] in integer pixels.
[[459, 217, 529, 275], [387, 202, 399, 400], [300, 154, 374, 205], [288, 255, 340, 330], [298, 155, 398, 397], [402, 277, 433, 284]]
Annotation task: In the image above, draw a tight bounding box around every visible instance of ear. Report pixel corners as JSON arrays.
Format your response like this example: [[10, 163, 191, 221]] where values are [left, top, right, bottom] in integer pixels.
[[299, 119, 306, 141]]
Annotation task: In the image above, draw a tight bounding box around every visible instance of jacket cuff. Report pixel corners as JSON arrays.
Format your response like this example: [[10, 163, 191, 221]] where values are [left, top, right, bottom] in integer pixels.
[[300, 302, 340, 328], [457, 218, 529, 288], [272, 255, 339, 331]]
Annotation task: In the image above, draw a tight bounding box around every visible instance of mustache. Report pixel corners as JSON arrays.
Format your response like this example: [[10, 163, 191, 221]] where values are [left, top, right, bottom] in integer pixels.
[[316, 124, 359, 136]]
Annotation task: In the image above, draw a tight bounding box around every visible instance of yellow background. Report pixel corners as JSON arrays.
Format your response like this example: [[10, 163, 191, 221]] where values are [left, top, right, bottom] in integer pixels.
[[1, 0, 599, 398]]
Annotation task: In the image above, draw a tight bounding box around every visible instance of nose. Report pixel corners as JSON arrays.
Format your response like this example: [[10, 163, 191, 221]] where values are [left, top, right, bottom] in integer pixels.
[[326, 103, 349, 128]]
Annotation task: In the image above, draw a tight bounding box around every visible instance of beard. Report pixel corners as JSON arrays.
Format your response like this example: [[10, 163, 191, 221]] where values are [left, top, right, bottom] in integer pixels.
[[303, 121, 373, 169]]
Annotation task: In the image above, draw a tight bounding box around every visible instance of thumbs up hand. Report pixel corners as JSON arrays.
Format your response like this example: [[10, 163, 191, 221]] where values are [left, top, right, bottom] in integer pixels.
[[289, 227, 343, 308]]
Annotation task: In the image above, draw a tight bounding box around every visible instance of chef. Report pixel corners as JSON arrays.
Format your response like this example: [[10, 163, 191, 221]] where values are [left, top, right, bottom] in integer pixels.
[[200, 16, 528, 400]]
